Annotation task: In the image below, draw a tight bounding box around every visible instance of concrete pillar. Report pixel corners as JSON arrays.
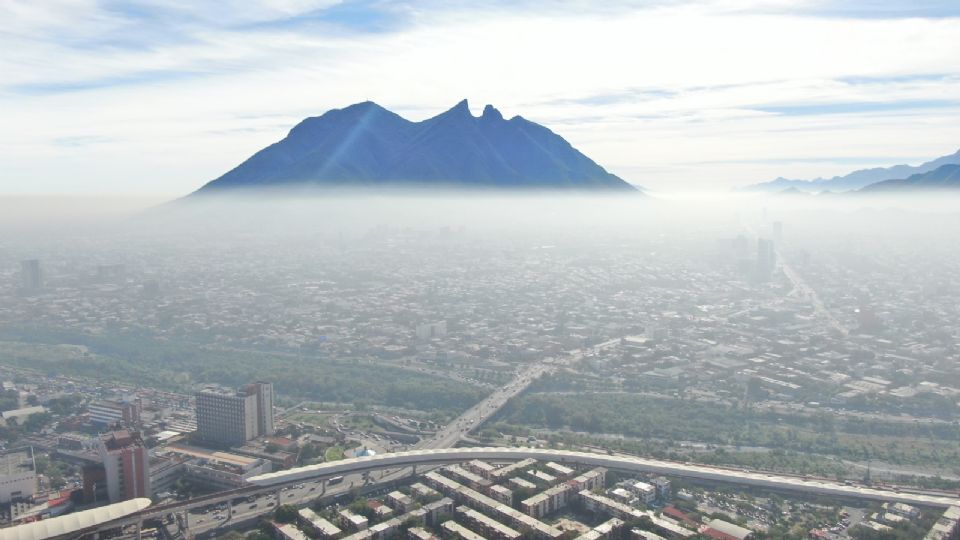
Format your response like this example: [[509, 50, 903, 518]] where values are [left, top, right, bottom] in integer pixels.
[[411, 464, 417, 476], [320, 479, 327, 495], [135, 519, 142, 540]]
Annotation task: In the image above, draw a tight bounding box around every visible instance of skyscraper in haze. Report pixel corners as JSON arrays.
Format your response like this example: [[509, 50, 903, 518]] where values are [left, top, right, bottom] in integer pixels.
[[19, 260, 41, 291], [757, 238, 777, 281], [772, 221, 783, 244]]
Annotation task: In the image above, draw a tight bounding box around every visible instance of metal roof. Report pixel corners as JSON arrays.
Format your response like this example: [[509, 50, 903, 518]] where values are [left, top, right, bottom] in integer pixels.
[[0, 498, 151, 540]]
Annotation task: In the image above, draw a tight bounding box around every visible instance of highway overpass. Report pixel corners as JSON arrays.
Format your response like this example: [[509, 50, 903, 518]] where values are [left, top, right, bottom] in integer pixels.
[[248, 447, 960, 508], [7, 447, 959, 540]]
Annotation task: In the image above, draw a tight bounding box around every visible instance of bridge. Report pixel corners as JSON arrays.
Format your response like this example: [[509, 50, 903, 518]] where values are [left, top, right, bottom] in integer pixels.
[[247, 447, 960, 508], [10, 446, 958, 540]]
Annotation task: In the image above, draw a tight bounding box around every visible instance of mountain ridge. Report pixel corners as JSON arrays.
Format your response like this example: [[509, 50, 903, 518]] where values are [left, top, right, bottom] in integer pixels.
[[859, 163, 960, 192], [194, 100, 636, 194], [743, 149, 960, 193]]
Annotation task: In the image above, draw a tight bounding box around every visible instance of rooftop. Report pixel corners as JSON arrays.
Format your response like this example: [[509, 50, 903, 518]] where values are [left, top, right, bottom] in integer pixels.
[[1, 448, 35, 476]]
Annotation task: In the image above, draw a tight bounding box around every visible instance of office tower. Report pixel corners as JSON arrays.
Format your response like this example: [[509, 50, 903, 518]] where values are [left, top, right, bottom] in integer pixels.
[[772, 221, 783, 244], [196, 380, 276, 446], [20, 260, 41, 291], [756, 238, 777, 281], [196, 389, 255, 446], [97, 430, 151, 502], [241, 381, 275, 437], [195, 387, 258, 446], [415, 321, 447, 340]]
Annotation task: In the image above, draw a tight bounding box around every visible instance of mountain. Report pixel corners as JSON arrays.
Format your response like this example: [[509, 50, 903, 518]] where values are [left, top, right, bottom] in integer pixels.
[[859, 164, 960, 192], [194, 100, 635, 194], [743, 149, 960, 193]]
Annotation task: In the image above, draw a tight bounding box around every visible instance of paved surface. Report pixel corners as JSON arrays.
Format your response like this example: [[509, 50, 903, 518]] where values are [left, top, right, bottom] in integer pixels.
[[250, 447, 960, 509]]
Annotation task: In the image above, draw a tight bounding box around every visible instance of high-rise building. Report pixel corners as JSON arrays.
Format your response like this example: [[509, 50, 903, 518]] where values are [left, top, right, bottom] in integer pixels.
[[756, 238, 777, 281], [195, 381, 276, 446], [97, 430, 151, 502], [415, 321, 447, 340], [196, 387, 258, 446], [241, 381, 275, 437], [19, 260, 41, 291]]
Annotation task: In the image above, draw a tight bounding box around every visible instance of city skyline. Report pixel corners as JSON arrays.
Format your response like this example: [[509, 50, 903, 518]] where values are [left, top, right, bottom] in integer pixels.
[[3, 0, 960, 195]]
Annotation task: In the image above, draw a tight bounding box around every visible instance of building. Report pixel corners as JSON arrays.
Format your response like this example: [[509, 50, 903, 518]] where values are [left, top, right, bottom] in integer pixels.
[[339, 508, 369, 531], [195, 386, 258, 446], [88, 399, 141, 428], [0, 448, 37, 503], [441, 520, 487, 540], [652, 477, 671, 502], [0, 406, 46, 427], [704, 518, 754, 540], [629, 481, 656, 505], [299, 507, 342, 538], [490, 484, 513, 505], [925, 506, 960, 540], [522, 468, 607, 519], [387, 490, 415, 513], [544, 461, 575, 479], [82, 464, 108, 504], [408, 528, 438, 540], [756, 238, 776, 281], [415, 321, 447, 340], [275, 522, 310, 540], [240, 381, 275, 437], [456, 504, 521, 540], [196, 382, 275, 446], [410, 482, 441, 502], [97, 431, 151, 502], [579, 491, 694, 538], [20, 260, 41, 291], [156, 444, 271, 490], [468, 459, 497, 478]]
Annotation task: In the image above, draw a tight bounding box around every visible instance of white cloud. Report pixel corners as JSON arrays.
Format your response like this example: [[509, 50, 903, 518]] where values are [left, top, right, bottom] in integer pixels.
[[2, 1, 960, 194]]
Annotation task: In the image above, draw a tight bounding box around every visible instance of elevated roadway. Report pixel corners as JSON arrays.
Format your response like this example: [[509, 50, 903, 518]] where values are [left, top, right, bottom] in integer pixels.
[[10, 447, 959, 540], [247, 447, 960, 509]]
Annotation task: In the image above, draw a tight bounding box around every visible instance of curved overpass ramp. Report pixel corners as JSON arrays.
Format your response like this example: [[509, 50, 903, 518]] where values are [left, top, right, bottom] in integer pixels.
[[250, 447, 960, 508], [0, 498, 151, 540]]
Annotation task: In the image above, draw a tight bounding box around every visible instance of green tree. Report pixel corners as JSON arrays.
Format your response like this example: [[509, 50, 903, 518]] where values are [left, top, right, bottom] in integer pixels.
[[274, 504, 299, 523]]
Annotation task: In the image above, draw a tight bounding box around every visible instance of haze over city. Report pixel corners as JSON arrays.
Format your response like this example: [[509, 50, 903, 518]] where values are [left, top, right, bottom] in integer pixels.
[[3, 3, 960, 540]]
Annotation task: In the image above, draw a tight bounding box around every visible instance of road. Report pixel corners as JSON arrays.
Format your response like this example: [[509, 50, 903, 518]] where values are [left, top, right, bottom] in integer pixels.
[[778, 251, 849, 336], [175, 338, 624, 537], [416, 337, 622, 450]]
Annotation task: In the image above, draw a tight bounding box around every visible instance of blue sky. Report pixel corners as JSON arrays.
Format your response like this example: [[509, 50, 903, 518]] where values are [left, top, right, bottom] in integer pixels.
[[2, 0, 960, 194]]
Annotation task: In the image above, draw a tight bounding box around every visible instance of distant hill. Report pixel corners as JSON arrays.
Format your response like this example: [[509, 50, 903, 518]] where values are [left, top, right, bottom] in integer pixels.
[[743, 149, 960, 193], [859, 164, 960, 192], [194, 100, 636, 194]]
